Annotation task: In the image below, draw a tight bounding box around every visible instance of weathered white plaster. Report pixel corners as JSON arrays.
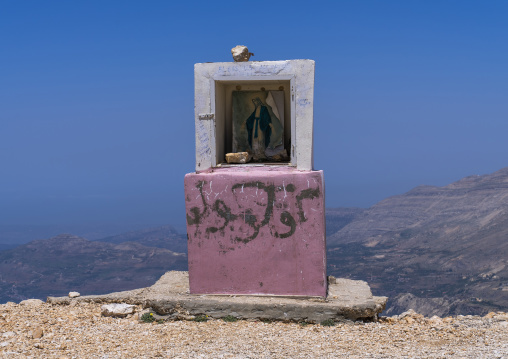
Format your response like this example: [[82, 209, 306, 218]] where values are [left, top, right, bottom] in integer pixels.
[[194, 60, 315, 171]]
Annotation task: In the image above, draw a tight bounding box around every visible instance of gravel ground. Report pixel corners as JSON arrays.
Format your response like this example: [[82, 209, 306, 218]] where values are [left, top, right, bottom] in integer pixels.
[[1, 300, 507, 358]]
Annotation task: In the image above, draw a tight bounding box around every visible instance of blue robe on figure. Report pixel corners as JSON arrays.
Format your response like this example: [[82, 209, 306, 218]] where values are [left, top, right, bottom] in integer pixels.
[[246, 105, 272, 149]]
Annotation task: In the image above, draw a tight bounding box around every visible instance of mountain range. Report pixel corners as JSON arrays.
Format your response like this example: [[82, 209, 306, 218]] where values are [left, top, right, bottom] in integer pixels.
[[1, 168, 507, 316], [0, 233, 187, 303], [327, 167, 508, 316], [96, 225, 188, 253]]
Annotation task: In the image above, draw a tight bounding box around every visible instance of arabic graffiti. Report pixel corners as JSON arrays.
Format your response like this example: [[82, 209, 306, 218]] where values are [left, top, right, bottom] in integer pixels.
[[186, 180, 322, 244]]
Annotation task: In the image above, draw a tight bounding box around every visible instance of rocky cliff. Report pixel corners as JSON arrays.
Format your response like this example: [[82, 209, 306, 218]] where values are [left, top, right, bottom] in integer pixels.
[[327, 167, 508, 315]]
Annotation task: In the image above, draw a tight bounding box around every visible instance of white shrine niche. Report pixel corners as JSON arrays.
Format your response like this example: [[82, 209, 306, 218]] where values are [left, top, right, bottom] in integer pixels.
[[194, 60, 315, 171]]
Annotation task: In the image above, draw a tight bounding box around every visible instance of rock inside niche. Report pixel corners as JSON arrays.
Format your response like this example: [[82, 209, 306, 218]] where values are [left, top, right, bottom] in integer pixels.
[[231, 45, 254, 62], [266, 148, 289, 162], [225, 152, 251, 164]]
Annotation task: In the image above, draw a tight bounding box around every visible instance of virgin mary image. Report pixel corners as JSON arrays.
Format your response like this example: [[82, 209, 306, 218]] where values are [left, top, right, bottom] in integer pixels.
[[246, 97, 272, 160], [232, 90, 285, 162]]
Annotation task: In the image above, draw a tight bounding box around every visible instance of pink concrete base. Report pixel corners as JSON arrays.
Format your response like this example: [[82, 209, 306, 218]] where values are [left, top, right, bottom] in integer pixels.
[[184, 167, 327, 297]]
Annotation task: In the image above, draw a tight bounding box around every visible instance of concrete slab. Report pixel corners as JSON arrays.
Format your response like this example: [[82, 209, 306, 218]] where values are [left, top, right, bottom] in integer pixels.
[[47, 271, 387, 323]]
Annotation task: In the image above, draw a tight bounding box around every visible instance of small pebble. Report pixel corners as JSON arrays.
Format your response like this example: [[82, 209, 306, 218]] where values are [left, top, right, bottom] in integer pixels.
[[68, 291, 80, 298]]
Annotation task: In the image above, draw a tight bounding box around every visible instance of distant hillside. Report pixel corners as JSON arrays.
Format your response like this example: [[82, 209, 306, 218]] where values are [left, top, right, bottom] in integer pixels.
[[95, 225, 188, 253], [0, 234, 187, 303], [0, 223, 153, 245], [325, 207, 366, 236], [0, 244, 17, 251], [326, 167, 508, 316]]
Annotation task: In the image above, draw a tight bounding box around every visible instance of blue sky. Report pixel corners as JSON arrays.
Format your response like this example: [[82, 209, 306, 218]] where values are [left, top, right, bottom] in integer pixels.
[[1, 1, 507, 233]]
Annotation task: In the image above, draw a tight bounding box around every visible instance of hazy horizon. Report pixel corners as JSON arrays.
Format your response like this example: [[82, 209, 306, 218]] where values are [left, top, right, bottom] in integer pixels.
[[2, 2, 507, 236]]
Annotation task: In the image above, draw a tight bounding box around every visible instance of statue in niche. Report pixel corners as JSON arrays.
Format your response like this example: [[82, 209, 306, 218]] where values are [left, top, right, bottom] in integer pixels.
[[246, 97, 271, 159], [232, 91, 286, 162]]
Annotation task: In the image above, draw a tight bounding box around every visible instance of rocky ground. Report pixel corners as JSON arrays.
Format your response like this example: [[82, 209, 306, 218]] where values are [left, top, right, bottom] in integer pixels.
[[1, 300, 507, 358]]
